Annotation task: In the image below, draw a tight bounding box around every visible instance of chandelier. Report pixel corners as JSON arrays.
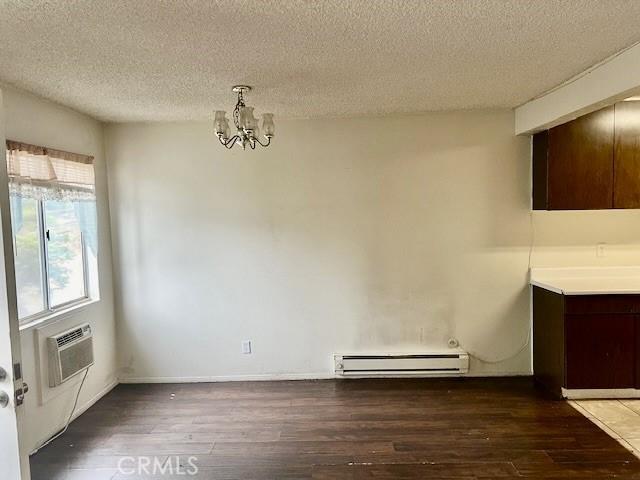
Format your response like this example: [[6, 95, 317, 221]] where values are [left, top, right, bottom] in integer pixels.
[[213, 86, 275, 150]]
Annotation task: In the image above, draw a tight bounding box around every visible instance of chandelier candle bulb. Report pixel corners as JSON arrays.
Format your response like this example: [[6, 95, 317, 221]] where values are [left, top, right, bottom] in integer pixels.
[[214, 85, 275, 150], [245, 107, 259, 133], [238, 106, 248, 130], [213, 110, 227, 136], [262, 113, 275, 137]]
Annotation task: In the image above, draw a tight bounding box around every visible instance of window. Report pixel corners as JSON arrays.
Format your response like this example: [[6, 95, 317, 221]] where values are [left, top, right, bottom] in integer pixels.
[[6, 141, 98, 323]]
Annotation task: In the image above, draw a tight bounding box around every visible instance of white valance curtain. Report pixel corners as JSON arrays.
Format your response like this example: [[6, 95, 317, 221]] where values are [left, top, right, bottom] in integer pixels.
[[6, 140, 95, 201], [6, 140, 98, 256]]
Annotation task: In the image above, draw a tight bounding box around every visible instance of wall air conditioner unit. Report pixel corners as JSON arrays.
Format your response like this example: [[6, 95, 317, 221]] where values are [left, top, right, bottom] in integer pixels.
[[47, 323, 94, 387], [334, 351, 469, 377]]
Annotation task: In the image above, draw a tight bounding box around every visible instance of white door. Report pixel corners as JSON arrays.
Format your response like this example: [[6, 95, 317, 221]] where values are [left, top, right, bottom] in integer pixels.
[[0, 88, 28, 479]]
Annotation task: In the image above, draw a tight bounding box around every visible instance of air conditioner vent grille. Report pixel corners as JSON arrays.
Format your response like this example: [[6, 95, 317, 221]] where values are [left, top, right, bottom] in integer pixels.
[[48, 323, 94, 387], [56, 328, 84, 347]]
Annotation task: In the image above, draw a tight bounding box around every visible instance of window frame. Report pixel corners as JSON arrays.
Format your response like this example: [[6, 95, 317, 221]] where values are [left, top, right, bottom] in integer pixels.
[[15, 196, 91, 325]]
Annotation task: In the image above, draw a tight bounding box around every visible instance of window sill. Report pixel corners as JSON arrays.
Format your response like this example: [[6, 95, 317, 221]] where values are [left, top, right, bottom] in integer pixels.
[[18, 298, 99, 333]]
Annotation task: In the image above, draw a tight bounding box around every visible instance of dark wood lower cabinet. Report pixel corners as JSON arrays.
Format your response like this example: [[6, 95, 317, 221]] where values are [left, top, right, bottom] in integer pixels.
[[565, 314, 636, 389], [533, 286, 640, 397]]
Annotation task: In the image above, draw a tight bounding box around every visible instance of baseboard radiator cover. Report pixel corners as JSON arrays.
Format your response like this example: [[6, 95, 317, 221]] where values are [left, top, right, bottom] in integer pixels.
[[334, 352, 469, 377]]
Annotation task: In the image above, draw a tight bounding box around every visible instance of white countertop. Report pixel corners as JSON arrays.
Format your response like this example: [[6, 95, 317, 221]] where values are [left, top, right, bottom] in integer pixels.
[[530, 267, 640, 295]]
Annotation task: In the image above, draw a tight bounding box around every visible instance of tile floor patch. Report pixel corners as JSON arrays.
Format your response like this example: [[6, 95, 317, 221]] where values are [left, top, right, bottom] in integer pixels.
[[621, 400, 640, 416], [571, 400, 640, 459]]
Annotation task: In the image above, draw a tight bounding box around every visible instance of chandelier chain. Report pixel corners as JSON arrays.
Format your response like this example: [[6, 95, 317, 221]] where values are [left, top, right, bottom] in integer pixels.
[[232, 90, 245, 130]]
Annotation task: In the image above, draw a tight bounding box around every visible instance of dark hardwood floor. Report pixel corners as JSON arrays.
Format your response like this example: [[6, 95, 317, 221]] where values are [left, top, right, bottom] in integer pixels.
[[30, 377, 640, 479]]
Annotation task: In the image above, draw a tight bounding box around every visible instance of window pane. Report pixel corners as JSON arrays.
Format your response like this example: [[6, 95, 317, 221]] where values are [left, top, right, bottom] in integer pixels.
[[10, 196, 46, 319], [45, 200, 86, 307]]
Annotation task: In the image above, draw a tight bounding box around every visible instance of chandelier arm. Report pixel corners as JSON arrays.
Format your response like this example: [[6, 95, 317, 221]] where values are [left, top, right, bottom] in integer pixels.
[[219, 135, 239, 149], [253, 136, 271, 148], [227, 135, 240, 149]]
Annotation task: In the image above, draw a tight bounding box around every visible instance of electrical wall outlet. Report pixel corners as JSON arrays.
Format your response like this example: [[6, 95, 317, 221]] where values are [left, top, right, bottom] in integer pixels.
[[596, 243, 607, 257], [241, 340, 252, 354]]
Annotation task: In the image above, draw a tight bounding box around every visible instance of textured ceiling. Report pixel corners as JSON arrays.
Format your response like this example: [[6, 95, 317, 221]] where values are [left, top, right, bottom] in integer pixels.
[[1, 0, 640, 122]]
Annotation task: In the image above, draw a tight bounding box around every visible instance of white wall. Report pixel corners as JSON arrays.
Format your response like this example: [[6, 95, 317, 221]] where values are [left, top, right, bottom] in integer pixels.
[[106, 110, 640, 382], [532, 210, 640, 266], [2, 85, 117, 453], [106, 111, 533, 380]]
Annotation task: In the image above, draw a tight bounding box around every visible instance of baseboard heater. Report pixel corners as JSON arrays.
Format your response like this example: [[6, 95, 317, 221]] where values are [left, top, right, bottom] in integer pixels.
[[334, 352, 469, 377]]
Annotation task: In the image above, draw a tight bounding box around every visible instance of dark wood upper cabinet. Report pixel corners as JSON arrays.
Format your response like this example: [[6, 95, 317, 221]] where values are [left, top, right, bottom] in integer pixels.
[[532, 131, 549, 210], [532, 102, 640, 210], [614, 101, 640, 209], [533, 106, 615, 210]]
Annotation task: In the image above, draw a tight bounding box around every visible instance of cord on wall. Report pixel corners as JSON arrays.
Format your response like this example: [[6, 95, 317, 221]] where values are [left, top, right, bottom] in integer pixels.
[[31, 367, 90, 455], [465, 334, 531, 365], [528, 210, 535, 270], [463, 187, 536, 365]]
